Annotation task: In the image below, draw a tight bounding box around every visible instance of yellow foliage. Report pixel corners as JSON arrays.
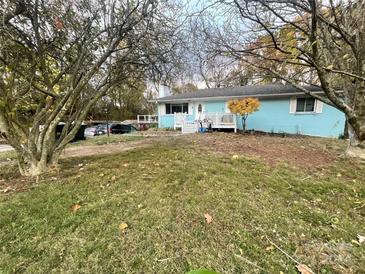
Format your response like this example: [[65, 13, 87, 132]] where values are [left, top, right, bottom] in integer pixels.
[[227, 98, 260, 116]]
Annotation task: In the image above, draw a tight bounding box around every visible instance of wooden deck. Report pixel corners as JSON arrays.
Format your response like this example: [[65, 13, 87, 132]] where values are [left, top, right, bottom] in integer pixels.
[[178, 112, 237, 133], [137, 115, 158, 124]]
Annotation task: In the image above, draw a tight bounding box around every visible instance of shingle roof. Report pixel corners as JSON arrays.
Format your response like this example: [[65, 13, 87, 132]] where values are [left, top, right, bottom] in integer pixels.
[[155, 84, 323, 102]]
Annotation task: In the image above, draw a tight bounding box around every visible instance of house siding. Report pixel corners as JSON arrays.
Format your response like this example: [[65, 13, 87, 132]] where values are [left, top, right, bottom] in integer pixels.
[[159, 114, 194, 128], [204, 101, 226, 113], [237, 98, 345, 137], [159, 114, 174, 128], [157, 98, 346, 137]]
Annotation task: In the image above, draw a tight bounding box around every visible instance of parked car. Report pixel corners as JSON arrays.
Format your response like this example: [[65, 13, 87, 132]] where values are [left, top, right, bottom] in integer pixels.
[[84, 126, 98, 138], [95, 123, 137, 135], [56, 123, 86, 141]]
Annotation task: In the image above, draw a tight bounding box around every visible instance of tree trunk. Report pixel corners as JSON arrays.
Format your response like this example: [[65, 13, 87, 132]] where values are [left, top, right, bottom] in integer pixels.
[[343, 81, 365, 159], [16, 153, 50, 177], [346, 121, 365, 159], [29, 160, 48, 176], [10, 122, 63, 176], [118, 93, 124, 121], [242, 116, 247, 133], [343, 119, 349, 139]]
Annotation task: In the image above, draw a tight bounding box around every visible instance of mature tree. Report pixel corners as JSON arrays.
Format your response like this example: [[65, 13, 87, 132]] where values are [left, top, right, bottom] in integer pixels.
[[208, 0, 365, 157], [109, 79, 153, 120], [0, 0, 180, 175], [180, 8, 254, 88], [228, 98, 260, 132], [171, 82, 198, 94], [87, 79, 150, 121]]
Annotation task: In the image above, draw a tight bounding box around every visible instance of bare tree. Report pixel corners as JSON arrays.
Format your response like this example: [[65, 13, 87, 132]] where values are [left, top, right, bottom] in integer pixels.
[[205, 0, 365, 157], [0, 0, 179, 175], [186, 12, 250, 88]]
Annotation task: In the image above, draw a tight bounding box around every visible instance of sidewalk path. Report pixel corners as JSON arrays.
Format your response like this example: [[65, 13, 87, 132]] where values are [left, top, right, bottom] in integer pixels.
[[0, 145, 14, 153]]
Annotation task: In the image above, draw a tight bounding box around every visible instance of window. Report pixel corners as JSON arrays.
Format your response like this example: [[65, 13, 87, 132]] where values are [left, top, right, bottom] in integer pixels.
[[165, 103, 189, 114], [121, 125, 131, 133], [113, 124, 122, 129], [296, 98, 315, 112]]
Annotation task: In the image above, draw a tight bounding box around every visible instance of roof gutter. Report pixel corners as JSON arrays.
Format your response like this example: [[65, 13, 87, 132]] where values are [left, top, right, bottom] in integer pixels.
[[150, 91, 326, 103]]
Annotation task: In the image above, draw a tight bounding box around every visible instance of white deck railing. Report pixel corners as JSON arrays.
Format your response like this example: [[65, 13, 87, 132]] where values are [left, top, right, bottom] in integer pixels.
[[174, 112, 237, 132], [202, 113, 236, 129], [174, 113, 188, 129], [137, 115, 158, 124]]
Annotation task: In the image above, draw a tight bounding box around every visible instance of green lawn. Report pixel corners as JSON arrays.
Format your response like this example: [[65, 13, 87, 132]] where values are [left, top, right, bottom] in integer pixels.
[[0, 137, 364, 273]]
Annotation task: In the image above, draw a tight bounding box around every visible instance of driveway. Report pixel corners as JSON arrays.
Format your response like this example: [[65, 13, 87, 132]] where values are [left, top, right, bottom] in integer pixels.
[[62, 139, 154, 158], [0, 145, 14, 153]]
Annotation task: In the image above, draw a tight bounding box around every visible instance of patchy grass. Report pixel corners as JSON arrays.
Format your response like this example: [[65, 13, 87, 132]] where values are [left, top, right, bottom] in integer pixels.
[[0, 136, 364, 273], [71, 134, 145, 146], [0, 150, 16, 162]]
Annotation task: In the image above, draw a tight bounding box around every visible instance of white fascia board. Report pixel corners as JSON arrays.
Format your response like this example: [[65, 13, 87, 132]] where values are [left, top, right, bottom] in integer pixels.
[[154, 91, 326, 103]]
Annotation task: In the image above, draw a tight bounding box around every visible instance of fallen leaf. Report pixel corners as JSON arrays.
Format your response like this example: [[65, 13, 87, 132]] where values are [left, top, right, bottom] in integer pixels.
[[99, 173, 105, 177], [296, 264, 314, 274], [265, 245, 274, 251], [123, 163, 129, 167], [111, 175, 116, 181], [70, 204, 81, 212], [119, 222, 128, 232], [232, 155, 239, 159], [331, 217, 339, 224], [204, 213, 213, 224], [357, 234, 365, 244], [3, 187, 13, 193], [54, 17, 64, 31]]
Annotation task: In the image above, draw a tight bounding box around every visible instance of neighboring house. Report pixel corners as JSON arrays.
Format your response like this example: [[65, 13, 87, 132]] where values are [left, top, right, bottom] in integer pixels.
[[151, 84, 346, 137]]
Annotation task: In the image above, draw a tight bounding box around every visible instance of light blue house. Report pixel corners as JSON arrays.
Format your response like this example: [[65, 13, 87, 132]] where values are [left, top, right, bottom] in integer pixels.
[[151, 84, 346, 137]]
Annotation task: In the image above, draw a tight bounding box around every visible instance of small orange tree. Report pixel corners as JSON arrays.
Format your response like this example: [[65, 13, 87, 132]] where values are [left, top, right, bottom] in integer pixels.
[[228, 98, 260, 132]]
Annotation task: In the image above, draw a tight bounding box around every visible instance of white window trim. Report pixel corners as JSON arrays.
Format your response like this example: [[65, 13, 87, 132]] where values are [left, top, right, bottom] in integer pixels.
[[164, 103, 190, 115], [296, 98, 316, 114], [225, 101, 230, 113], [159, 104, 166, 115], [290, 97, 323, 114]]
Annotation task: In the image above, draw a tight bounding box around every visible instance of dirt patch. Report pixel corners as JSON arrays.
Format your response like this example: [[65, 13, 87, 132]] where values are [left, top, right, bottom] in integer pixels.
[[62, 134, 187, 158], [62, 138, 154, 158], [187, 132, 347, 170], [0, 177, 36, 194], [135, 130, 182, 137]]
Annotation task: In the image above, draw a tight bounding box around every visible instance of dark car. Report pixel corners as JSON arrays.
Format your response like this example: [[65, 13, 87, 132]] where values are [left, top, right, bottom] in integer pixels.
[[56, 123, 86, 141], [95, 123, 137, 135]]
